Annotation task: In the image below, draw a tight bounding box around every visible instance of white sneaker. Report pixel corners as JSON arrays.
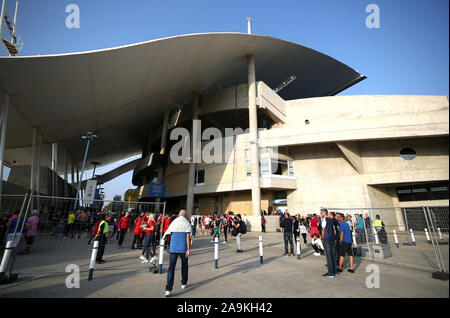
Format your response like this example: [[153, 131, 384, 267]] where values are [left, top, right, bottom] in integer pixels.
[[313, 252, 320, 256], [139, 255, 146, 261], [165, 290, 171, 297], [141, 259, 149, 263], [150, 256, 157, 263], [181, 283, 190, 289], [223, 241, 227, 244]]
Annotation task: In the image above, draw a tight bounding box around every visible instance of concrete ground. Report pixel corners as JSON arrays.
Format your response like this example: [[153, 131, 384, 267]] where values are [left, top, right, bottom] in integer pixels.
[[0, 231, 448, 298]]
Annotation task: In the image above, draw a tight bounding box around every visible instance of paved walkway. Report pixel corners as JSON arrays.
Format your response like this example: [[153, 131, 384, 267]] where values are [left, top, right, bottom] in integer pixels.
[[0, 231, 448, 298]]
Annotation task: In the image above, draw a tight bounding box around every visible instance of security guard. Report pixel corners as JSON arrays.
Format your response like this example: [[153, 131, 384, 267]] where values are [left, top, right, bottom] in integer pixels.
[[374, 215, 387, 244], [95, 214, 112, 264]]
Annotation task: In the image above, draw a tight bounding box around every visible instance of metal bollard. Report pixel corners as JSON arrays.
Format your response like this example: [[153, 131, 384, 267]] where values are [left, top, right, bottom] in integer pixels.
[[373, 230, 380, 245], [424, 228, 431, 243], [438, 228, 443, 240], [258, 236, 263, 264], [352, 230, 357, 247], [0, 241, 13, 281], [393, 230, 399, 248], [158, 239, 165, 274], [214, 237, 219, 269], [296, 237, 301, 259], [410, 229, 416, 246], [88, 241, 99, 281]]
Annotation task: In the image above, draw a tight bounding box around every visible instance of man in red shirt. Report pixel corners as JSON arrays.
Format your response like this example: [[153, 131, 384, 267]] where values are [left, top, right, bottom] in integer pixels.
[[132, 212, 144, 249], [261, 213, 266, 233], [87, 218, 102, 246], [162, 214, 171, 248], [117, 211, 130, 248]]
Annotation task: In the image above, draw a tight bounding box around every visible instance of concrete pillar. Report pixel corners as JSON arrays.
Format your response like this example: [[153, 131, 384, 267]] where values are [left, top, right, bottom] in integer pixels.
[[0, 95, 9, 207], [156, 110, 170, 211], [36, 134, 41, 196], [186, 93, 200, 216], [158, 109, 170, 183], [29, 128, 37, 210], [71, 159, 75, 192], [30, 128, 36, 194], [248, 54, 261, 217], [51, 143, 58, 197], [64, 148, 68, 197], [75, 164, 79, 192]]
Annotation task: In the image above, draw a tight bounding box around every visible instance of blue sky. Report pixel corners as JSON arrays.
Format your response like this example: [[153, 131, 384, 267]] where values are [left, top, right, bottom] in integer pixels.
[[2, 0, 449, 200]]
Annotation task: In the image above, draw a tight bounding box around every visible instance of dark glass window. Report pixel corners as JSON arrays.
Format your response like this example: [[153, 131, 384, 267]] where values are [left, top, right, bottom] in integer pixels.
[[195, 170, 205, 184], [400, 147, 417, 160], [397, 182, 449, 202]]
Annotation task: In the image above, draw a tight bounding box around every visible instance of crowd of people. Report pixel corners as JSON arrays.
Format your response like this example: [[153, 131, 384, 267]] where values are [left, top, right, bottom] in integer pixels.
[[277, 209, 388, 278], [1, 205, 388, 285]]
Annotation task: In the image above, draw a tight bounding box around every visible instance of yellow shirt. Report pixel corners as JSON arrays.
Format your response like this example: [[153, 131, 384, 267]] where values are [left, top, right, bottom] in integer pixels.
[[68, 214, 76, 224]]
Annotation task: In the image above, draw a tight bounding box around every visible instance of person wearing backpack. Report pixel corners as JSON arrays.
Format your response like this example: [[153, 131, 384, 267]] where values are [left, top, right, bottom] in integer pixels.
[[232, 214, 245, 252]]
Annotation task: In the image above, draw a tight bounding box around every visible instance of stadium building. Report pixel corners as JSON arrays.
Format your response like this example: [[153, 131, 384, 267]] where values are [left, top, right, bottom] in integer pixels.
[[0, 33, 448, 230]]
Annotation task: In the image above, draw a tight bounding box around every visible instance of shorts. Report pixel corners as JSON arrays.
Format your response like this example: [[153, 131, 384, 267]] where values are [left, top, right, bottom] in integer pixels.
[[339, 242, 354, 257], [26, 236, 35, 245]]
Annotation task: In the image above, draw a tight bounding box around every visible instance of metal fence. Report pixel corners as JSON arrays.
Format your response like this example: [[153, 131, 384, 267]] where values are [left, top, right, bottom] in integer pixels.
[[322, 206, 449, 275], [0, 194, 168, 279]]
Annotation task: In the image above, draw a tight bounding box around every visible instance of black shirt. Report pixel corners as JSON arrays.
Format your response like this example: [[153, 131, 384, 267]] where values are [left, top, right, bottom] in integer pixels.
[[281, 218, 294, 233]]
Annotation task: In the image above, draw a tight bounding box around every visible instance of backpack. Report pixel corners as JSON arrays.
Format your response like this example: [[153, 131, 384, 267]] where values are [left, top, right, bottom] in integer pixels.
[[240, 221, 247, 234]]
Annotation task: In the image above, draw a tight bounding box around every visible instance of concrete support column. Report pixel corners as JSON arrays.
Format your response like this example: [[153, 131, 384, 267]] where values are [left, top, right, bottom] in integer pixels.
[[158, 109, 170, 183], [64, 148, 68, 198], [30, 128, 36, 194], [0, 95, 10, 207], [75, 164, 79, 195], [51, 143, 58, 197], [36, 134, 41, 196], [186, 93, 200, 216], [248, 54, 261, 217], [156, 110, 170, 210], [29, 128, 37, 210]]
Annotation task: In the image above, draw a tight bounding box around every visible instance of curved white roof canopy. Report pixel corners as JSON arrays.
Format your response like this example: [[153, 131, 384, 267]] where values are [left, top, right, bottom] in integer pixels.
[[0, 32, 365, 172]]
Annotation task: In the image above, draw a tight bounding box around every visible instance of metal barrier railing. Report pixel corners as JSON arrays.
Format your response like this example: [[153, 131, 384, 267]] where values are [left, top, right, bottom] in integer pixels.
[[321, 206, 449, 277], [0, 194, 167, 281]]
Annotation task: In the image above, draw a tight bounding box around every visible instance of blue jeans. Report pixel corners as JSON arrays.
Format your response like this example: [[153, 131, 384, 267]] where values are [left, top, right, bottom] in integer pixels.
[[356, 228, 366, 243], [191, 225, 196, 237], [283, 232, 294, 254], [141, 233, 156, 259], [324, 240, 338, 275], [236, 233, 242, 250], [165, 253, 188, 292]]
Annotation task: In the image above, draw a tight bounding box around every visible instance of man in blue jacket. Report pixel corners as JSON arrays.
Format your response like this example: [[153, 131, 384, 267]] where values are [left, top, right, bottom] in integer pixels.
[[321, 209, 340, 278]]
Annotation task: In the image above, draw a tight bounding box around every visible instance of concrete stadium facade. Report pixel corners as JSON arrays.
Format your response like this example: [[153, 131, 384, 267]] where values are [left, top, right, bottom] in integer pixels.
[[137, 85, 449, 228], [0, 33, 448, 232]]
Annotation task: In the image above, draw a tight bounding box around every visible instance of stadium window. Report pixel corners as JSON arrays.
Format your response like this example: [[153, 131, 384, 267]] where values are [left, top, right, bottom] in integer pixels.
[[195, 169, 205, 185], [400, 147, 417, 160]]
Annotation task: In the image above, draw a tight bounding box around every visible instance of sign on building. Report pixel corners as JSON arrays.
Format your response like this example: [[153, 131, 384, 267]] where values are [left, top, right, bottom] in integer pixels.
[[149, 184, 166, 198], [84, 179, 97, 205]]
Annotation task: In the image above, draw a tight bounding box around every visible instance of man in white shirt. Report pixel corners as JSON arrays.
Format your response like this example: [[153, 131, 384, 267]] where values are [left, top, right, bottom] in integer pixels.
[[311, 233, 325, 256], [190, 215, 197, 237], [205, 216, 211, 235]]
